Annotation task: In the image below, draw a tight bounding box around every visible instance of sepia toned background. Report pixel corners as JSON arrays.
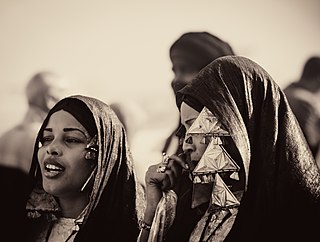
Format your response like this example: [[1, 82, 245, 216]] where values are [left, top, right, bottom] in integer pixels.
[[0, 0, 319, 180]]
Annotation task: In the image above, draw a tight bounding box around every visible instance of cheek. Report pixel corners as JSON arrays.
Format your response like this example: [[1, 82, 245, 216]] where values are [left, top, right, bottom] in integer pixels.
[[186, 73, 197, 81], [69, 155, 94, 178], [37, 148, 46, 163], [61, 155, 93, 190], [180, 73, 196, 84], [193, 136, 209, 156], [197, 144, 208, 157], [71, 160, 94, 188]]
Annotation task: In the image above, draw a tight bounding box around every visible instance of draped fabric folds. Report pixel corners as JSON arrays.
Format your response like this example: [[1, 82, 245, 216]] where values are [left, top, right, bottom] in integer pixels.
[[153, 56, 320, 241], [27, 95, 144, 242], [147, 191, 177, 242]]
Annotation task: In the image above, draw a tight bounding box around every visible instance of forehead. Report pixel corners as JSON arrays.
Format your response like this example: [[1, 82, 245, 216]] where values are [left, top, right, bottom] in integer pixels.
[[46, 110, 86, 131], [180, 102, 200, 123]]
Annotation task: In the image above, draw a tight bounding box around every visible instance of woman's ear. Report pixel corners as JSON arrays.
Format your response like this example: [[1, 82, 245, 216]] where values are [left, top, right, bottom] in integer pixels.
[[85, 134, 98, 161], [85, 151, 96, 161]]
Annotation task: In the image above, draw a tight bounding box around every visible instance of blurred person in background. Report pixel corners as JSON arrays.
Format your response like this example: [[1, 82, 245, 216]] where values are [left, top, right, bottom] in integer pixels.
[[0, 71, 69, 241], [0, 71, 69, 173], [162, 31, 235, 156], [284, 56, 320, 167], [130, 31, 236, 187], [109, 100, 149, 186], [110, 101, 147, 145]]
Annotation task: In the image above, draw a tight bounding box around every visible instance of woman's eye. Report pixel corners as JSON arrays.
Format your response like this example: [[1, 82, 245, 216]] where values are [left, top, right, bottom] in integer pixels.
[[175, 125, 186, 138], [65, 137, 83, 144], [65, 138, 82, 143], [40, 136, 53, 145]]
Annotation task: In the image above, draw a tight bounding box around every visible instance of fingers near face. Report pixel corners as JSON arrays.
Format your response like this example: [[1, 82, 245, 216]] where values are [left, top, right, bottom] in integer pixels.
[[146, 154, 189, 191], [161, 155, 189, 190]]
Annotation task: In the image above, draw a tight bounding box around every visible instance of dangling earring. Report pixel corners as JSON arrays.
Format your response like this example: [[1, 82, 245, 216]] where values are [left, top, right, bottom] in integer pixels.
[[33, 164, 39, 179], [81, 166, 97, 192]]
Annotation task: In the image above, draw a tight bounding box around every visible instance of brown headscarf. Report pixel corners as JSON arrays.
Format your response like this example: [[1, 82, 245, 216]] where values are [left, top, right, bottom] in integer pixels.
[[176, 56, 320, 241], [27, 95, 144, 242]]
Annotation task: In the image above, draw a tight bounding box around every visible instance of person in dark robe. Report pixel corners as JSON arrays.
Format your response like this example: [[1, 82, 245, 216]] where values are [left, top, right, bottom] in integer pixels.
[[162, 32, 235, 156], [284, 56, 320, 167], [139, 56, 320, 242]]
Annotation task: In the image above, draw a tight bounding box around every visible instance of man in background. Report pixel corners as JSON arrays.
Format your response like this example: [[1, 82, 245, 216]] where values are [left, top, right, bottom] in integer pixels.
[[284, 56, 320, 167], [0, 71, 69, 241], [162, 31, 235, 155], [0, 71, 69, 173]]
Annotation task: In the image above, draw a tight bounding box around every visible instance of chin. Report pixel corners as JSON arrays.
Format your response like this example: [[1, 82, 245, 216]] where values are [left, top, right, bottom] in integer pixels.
[[42, 182, 62, 197], [191, 155, 201, 163], [192, 160, 199, 165]]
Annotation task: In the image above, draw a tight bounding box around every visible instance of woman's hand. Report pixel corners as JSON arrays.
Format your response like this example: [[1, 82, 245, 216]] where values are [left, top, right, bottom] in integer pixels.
[[143, 154, 189, 224]]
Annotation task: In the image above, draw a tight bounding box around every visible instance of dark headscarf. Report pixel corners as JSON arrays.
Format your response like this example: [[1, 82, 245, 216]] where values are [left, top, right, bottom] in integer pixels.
[[27, 95, 144, 242], [163, 32, 235, 155], [300, 56, 320, 82], [170, 32, 235, 71], [43, 97, 97, 137], [283, 56, 320, 157], [177, 56, 320, 241]]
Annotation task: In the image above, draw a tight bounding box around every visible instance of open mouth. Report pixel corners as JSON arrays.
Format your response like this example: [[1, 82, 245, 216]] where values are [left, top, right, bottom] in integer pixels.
[[43, 160, 65, 177], [45, 163, 64, 172]]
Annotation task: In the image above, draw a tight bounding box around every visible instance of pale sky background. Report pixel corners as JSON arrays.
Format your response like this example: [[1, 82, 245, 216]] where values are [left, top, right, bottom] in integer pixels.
[[0, 0, 319, 182]]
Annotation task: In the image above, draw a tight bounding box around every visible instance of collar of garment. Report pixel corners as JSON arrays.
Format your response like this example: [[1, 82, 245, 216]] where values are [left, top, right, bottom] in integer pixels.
[[26, 187, 87, 225]]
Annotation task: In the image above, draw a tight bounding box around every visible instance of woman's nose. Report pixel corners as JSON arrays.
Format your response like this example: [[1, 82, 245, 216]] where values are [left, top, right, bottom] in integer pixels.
[[182, 135, 195, 153], [171, 78, 188, 94], [46, 140, 62, 156]]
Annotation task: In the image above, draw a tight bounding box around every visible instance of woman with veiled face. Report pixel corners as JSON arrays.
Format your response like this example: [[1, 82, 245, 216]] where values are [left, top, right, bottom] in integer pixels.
[[139, 56, 320, 242], [26, 96, 144, 242]]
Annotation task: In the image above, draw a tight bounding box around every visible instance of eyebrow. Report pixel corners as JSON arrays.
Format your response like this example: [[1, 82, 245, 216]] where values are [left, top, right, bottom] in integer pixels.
[[43, 128, 87, 137], [184, 117, 197, 126]]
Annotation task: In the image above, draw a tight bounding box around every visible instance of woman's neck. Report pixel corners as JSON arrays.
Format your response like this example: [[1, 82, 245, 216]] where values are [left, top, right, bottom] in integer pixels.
[[58, 193, 89, 219]]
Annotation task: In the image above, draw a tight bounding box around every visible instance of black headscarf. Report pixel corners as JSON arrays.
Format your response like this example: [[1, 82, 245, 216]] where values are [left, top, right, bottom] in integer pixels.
[[42, 97, 97, 137], [300, 56, 320, 82], [170, 32, 235, 71], [177, 56, 320, 241]]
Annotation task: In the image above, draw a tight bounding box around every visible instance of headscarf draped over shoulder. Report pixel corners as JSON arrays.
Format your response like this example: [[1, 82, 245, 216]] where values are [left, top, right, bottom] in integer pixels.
[[177, 56, 320, 241], [27, 95, 144, 242]]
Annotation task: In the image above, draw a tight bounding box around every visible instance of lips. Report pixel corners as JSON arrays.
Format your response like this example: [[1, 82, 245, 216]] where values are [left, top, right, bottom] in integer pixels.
[[43, 158, 65, 178]]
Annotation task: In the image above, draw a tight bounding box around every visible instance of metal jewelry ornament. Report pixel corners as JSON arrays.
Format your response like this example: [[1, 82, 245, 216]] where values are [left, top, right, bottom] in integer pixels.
[[156, 152, 170, 173], [85, 135, 98, 160], [162, 152, 170, 164], [156, 165, 167, 173], [85, 151, 96, 160], [80, 166, 97, 192], [138, 220, 151, 231]]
